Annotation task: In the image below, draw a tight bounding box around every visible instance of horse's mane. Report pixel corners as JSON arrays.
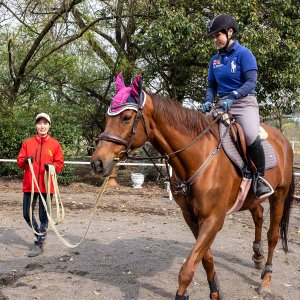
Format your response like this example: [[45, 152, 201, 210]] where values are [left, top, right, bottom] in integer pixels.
[[149, 93, 219, 138]]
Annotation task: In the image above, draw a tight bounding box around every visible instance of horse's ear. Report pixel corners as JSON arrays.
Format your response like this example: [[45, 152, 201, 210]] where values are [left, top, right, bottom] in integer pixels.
[[131, 74, 142, 99], [116, 72, 126, 91]]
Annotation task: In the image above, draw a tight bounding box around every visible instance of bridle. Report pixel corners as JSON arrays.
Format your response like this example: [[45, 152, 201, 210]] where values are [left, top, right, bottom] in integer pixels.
[[98, 94, 231, 196], [98, 102, 149, 160]]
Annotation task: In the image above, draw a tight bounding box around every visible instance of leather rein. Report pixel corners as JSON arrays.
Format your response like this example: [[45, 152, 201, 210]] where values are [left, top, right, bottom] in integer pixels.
[[99, 99, 229, 196]]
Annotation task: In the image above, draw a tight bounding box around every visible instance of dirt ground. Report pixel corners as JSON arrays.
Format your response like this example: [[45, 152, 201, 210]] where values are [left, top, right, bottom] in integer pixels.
[[0, 172, 299, 300]]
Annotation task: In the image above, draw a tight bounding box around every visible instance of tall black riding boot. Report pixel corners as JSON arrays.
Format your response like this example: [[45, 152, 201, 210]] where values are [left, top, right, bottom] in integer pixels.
[[247, 136, 273, 199]]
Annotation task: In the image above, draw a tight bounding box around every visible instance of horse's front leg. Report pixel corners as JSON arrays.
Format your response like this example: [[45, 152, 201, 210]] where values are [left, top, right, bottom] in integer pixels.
[[202, 248, 223, 300], [176, 217, 223, 299], [250, 204, 265, 269]]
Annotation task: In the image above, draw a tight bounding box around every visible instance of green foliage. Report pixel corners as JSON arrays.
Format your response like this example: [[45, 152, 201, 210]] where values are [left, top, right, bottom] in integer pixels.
[[282, 121, 300, 141], [57, 164, 79, 186], [0, 106, 35, 159], [0, 0, 299, 174], [134, 0, 210, 100], [0, 162, 23, 177]]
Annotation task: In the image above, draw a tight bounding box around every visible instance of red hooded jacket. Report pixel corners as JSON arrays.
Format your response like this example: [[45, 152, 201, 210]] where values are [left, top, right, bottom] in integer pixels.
[[17, 134, 64, 194]]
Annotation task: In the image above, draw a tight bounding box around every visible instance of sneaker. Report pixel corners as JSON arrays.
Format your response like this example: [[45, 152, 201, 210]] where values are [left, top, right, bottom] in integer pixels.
[[27, 241, 43, 257]]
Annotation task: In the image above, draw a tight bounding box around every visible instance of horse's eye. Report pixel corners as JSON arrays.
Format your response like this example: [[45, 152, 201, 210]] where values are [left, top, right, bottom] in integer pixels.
[[122, 115, 132, 123]]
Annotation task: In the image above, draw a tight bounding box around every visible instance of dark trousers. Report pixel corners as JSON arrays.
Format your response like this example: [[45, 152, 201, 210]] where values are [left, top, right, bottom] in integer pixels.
[[23, 192, 52, 243]]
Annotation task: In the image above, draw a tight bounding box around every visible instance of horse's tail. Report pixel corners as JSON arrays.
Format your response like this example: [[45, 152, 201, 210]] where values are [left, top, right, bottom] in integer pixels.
[[280, 173, 295, 253]]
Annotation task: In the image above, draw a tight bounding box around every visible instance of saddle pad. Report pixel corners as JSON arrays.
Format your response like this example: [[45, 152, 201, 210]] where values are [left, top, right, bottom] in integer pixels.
[[219, 123, 277, 175]]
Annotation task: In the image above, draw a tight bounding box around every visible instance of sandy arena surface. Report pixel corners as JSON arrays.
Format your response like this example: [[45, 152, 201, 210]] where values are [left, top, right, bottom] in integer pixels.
[[0, 176, 299, 300]]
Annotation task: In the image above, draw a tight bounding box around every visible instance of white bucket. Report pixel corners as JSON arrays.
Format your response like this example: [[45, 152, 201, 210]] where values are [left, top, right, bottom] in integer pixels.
[[131, 173, 145, 188]]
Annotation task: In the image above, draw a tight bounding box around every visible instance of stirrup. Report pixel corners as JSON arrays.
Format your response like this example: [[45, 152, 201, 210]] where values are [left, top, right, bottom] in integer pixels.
[[254, 176, 274, 200]]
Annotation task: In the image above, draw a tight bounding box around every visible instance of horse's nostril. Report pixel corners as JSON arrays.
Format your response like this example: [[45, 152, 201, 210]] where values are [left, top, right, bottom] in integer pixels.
[[91, 160, 96, 170], [91, 160, 103, 173]]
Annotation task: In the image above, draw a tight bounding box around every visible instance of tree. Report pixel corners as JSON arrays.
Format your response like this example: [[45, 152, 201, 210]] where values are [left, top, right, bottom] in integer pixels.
[[133, 0, 300, 111], [0, 0, 299, 165]]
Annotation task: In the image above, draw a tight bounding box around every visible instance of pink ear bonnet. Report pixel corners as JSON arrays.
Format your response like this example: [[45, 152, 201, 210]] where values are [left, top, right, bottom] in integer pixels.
[[108, 73, 146, 116]]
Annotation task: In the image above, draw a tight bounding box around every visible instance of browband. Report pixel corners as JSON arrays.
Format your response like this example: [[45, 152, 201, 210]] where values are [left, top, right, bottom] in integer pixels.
[[108, 91, 146, 116]]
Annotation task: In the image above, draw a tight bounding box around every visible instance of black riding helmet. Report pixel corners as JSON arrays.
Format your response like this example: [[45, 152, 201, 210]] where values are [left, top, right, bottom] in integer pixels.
[[207, 14, 238, 36], [207, 14, 238, 51]]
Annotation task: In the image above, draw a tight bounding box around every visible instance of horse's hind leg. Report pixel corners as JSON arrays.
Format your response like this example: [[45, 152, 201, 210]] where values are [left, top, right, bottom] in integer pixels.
[[202, 248, 223, 300], [250, 205, 265, 269], [259, 189, 287, 295]]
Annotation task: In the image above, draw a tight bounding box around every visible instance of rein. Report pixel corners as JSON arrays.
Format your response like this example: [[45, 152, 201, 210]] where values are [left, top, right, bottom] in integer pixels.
[[170, 121, 232, 195]]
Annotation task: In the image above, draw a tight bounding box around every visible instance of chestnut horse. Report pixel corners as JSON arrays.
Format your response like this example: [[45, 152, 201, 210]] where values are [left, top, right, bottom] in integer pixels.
[[91, 73, 294, 299]]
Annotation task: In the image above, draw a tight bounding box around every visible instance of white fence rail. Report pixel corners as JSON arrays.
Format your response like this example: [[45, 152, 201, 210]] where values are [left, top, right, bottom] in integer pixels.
[[2, 159, 299, 175], [0, 159, 165, 167], [0, 159, 299, 177]]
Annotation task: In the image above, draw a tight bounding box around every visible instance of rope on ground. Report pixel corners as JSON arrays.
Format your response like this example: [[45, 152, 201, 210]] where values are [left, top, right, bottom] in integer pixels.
[[28, 161, 109, 248]]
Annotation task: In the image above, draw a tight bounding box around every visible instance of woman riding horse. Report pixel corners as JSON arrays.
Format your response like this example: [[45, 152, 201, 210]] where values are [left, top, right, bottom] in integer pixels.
[[202, 14, 273, 200]]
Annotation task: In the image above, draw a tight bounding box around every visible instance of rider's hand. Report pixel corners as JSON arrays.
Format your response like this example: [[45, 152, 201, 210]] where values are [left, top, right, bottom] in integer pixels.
[[24, 156, 33, 164], [44, 164, 52, 172], [222, 99, 233, 111], [201, 102, 212, 113], [222, 91, 239, 111], [222, 94, 236, 111]]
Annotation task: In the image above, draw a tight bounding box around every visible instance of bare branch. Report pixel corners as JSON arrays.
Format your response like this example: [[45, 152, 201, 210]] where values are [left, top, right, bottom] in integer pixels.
[[26, 12, 151, 75], [71, 7, 115, 69], [8, 40, 17, 83], [12, 0, 83, 94], [1, 1, 39, 34], [26, 13, 108, 75]]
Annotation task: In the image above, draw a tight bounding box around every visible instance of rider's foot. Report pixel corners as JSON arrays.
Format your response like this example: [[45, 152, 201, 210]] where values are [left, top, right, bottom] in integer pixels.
[[253, 175, 273, 199]]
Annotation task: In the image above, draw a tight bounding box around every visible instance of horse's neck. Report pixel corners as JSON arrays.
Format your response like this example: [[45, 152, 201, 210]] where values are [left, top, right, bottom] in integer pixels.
[[149, 106, 217, 178]]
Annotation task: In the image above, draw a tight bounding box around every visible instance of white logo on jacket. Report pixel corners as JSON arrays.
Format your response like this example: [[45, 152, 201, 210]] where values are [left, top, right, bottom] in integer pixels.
[[231, 60, 237, 73]]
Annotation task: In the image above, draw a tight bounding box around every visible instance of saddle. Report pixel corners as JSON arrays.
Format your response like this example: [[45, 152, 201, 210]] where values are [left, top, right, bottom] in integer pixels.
[[219, 117, 277, 178]]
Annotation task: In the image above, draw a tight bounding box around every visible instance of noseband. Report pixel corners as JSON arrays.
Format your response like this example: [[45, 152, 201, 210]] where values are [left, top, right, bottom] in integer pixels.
[[98, 103, 149, 160]]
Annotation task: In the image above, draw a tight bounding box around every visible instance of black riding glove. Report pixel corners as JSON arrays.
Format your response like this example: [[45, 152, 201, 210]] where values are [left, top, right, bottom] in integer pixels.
[[24, 156, 33, 164], [44, 164, 53, 172]]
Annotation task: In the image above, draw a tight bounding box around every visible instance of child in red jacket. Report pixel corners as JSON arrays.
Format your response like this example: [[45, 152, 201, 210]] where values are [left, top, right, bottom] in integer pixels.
[[17, 113, 64, 257]]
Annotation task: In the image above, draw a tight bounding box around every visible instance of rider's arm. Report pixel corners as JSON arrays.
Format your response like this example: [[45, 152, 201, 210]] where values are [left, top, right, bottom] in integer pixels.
[[231, 70, 257, 99], [230, 48, 258, 100], [205, 58, 217, 103], [205, 80, 218, 103]]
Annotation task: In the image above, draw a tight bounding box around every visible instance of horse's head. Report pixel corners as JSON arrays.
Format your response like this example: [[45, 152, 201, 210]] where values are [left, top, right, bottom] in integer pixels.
[[91, 73, 150, 176]]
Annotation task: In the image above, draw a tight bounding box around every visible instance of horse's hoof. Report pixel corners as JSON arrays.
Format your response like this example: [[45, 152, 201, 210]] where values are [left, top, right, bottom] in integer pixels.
[[252, 254, 264, 269], [258, 272, 272, 296], [175, 291, 189, 300], [258, 285, 272, 296], [210, 291, 223, 299]]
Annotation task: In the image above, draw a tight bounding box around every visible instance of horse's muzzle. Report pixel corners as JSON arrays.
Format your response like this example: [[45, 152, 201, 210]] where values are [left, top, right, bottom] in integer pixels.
[[90, 159, 103, 174], [90, 159, 115, 177]]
